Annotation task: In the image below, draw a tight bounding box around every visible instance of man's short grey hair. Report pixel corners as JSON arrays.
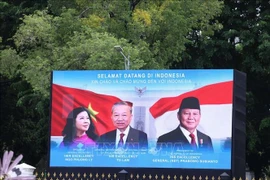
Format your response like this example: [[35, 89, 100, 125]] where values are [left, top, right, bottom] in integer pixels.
[[111, 101, 132, 114]]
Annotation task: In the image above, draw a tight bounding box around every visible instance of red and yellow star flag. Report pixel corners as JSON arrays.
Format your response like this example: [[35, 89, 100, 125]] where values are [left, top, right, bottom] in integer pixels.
[[51, 84, 124, 136]]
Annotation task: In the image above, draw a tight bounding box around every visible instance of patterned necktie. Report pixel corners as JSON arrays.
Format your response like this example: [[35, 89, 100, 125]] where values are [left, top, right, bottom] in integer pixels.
[[189, 133, 197, 149], [118, 133, 125, 148]]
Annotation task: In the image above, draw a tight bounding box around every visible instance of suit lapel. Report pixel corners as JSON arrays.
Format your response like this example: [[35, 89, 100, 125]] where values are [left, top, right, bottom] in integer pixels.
[[177, 127, 190, 144], [126, 127, 137, 143], [107, 130, 117, 147]]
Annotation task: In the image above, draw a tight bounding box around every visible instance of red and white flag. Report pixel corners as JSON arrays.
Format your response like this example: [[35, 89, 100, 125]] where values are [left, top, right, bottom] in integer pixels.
[[51, 84, 127, 136], [149, 81, 234, 139]]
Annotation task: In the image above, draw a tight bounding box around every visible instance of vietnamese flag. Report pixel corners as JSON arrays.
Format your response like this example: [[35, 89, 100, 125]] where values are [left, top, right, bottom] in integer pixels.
[[51, 84, 124, 136], [149, 81, 234, 139]]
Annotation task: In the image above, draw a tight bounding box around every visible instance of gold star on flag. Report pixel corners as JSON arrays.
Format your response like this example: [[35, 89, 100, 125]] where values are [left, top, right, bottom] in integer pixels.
[[88, 103, 99, 122]]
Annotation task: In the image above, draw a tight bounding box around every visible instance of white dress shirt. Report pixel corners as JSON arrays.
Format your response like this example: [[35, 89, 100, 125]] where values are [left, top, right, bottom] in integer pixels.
[[115, 126, 130, 148], [179, 126, 198, 147]]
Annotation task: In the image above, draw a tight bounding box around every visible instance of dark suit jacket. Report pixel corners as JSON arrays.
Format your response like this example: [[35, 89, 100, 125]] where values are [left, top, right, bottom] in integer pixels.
[[98, 127, 148, 150], [156, 126, 213, 152]]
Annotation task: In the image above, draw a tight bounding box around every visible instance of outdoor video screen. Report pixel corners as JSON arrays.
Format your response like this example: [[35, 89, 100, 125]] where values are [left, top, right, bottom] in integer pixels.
[[49, 69, 233, 169]]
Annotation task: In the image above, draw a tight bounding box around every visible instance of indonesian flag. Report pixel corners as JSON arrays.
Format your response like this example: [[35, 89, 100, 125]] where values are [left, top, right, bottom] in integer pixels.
[[149, 81, 234, 139], [51, 84, 125, 136]]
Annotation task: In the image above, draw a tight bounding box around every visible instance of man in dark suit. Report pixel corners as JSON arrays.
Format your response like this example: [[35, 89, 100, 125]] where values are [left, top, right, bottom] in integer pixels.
[[98, 101, 148, 150], [156, 97, 213, 152]]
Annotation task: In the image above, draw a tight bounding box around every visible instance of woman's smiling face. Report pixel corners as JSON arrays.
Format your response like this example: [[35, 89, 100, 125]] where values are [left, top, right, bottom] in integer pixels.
[[75, 111, 90, 135]]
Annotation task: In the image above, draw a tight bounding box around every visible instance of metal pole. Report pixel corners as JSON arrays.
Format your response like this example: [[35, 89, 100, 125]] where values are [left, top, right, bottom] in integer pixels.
[[119, 51, 129, 70], [114, 45, 130, 70]]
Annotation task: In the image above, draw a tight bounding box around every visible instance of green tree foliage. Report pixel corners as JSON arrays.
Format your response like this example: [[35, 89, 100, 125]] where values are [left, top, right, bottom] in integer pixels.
[[3, 9, 152, 97], [0, 76, 48, 164], [1, 0, 269, 177], [2, 0, 222, 97], [0, 0, 47, 46], [73, 0, 223, 68]]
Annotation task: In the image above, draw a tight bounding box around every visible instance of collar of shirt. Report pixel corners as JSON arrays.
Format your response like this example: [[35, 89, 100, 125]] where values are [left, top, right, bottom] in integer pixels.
[[115, 126, 130, 147], [179, 125, 198, 146]]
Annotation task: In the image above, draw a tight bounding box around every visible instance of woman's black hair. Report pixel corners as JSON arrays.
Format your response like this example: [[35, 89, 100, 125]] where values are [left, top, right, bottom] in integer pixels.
[[62, 107, 99, 146]]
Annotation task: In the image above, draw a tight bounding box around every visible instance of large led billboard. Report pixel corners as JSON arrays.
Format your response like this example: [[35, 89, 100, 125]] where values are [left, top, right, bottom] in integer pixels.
[[49, 69, 233, 169]]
